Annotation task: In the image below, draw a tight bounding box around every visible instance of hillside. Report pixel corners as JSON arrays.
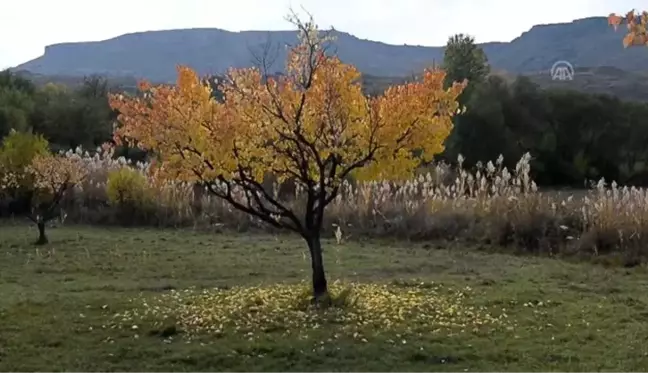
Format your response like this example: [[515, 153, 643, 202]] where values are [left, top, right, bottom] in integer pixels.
[[14, 66, 648, 103], [14, 16, 646, 83], [361, 67, 648, 102], [493, 66, 648, 102]]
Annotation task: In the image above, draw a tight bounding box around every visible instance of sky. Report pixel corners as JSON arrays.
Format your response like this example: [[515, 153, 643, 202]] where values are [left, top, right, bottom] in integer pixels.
[[0, 0, 643, 69]]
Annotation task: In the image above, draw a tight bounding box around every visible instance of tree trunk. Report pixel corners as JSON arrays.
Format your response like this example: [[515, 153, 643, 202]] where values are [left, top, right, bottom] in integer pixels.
[[35, 221, 48, 245], [307, 235, 329, 304], [192, 183, 204, 216]]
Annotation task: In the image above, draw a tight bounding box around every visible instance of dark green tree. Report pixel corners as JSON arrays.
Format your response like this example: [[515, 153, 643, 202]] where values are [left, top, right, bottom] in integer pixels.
[[30, 76, 115, 150], [442, 34, 490, 100], [0, 70, 37, 137], [441, 34, 491, 163]]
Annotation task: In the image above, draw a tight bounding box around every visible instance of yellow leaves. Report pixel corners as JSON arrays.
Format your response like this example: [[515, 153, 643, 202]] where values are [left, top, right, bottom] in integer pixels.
[[28, 153, 88, 192], [110, 66, 239, 183], [354, 70, 466, 181], [112, 281, 509, 342], [0, 130, 50, 191], [608, 13, 623, 30], [176, 66, 201, 93], [106, 167, 153, 208], [609, 10, 648, 48], [620, 21, 648, 48], [110, 23, 465, 195]]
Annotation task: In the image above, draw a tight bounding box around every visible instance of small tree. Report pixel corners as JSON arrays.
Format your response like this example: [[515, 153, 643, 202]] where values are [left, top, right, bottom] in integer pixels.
[[609, 10, 648, 47], [109, 15, 466, 302], [26, 153, 87, 245]]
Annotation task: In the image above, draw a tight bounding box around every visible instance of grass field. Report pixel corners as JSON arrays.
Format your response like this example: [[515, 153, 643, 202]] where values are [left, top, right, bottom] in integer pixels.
[[1, 224, 648, 371]]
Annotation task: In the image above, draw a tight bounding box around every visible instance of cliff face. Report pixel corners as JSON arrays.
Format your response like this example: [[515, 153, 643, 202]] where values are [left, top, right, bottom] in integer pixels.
[[14, 17, 644, 82], [487, 17, 648, 73], [19, 28, 445, 81]]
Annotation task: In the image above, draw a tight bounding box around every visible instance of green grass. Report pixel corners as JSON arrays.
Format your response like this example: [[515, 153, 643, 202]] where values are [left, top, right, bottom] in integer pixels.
[[1, 224, 648, 371]]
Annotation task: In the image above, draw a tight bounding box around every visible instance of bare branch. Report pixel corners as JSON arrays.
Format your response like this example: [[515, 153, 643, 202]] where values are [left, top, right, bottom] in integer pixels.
[[248, 32, 281, 75]]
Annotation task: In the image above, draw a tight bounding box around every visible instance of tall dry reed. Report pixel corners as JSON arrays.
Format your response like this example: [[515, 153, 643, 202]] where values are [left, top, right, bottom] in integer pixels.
[[48, 147, 648, 264]]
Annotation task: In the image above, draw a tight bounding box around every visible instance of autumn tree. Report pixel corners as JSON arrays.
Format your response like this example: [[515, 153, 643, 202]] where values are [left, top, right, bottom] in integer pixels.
[[609, 10, 648, 47], [25, 153, 87, 245], [109, 15, 466, 302]]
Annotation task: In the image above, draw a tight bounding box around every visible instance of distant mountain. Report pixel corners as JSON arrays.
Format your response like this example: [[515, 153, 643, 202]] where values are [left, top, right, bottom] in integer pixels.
[[14, 17, 646, 83]]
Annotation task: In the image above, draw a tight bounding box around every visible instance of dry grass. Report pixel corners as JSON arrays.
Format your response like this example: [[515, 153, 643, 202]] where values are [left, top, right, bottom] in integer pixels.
[[6, 147, 648, 264]]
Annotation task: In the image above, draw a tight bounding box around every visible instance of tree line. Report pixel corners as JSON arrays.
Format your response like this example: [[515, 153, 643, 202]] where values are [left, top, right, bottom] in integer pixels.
[[0, 71, 116, 151], [2, 34, 648, 187], [440, 33, 648, 187]]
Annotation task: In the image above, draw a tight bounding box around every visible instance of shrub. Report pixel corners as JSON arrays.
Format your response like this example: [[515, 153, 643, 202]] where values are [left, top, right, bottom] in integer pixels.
[[106, 167, 153, 223]]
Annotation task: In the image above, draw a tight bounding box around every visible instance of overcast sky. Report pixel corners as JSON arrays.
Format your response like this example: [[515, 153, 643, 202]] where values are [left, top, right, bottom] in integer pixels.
[[0, 0, 642, 69]]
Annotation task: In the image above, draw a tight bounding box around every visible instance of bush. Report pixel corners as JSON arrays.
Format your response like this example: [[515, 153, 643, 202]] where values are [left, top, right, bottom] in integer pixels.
[[106, 167, 153, 223]]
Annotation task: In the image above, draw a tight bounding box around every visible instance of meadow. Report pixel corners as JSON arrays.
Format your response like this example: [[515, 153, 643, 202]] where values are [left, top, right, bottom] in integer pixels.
[[3, 147, 648, 370], [2, 225, 648, 371], [5, 12, 648, 371]]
